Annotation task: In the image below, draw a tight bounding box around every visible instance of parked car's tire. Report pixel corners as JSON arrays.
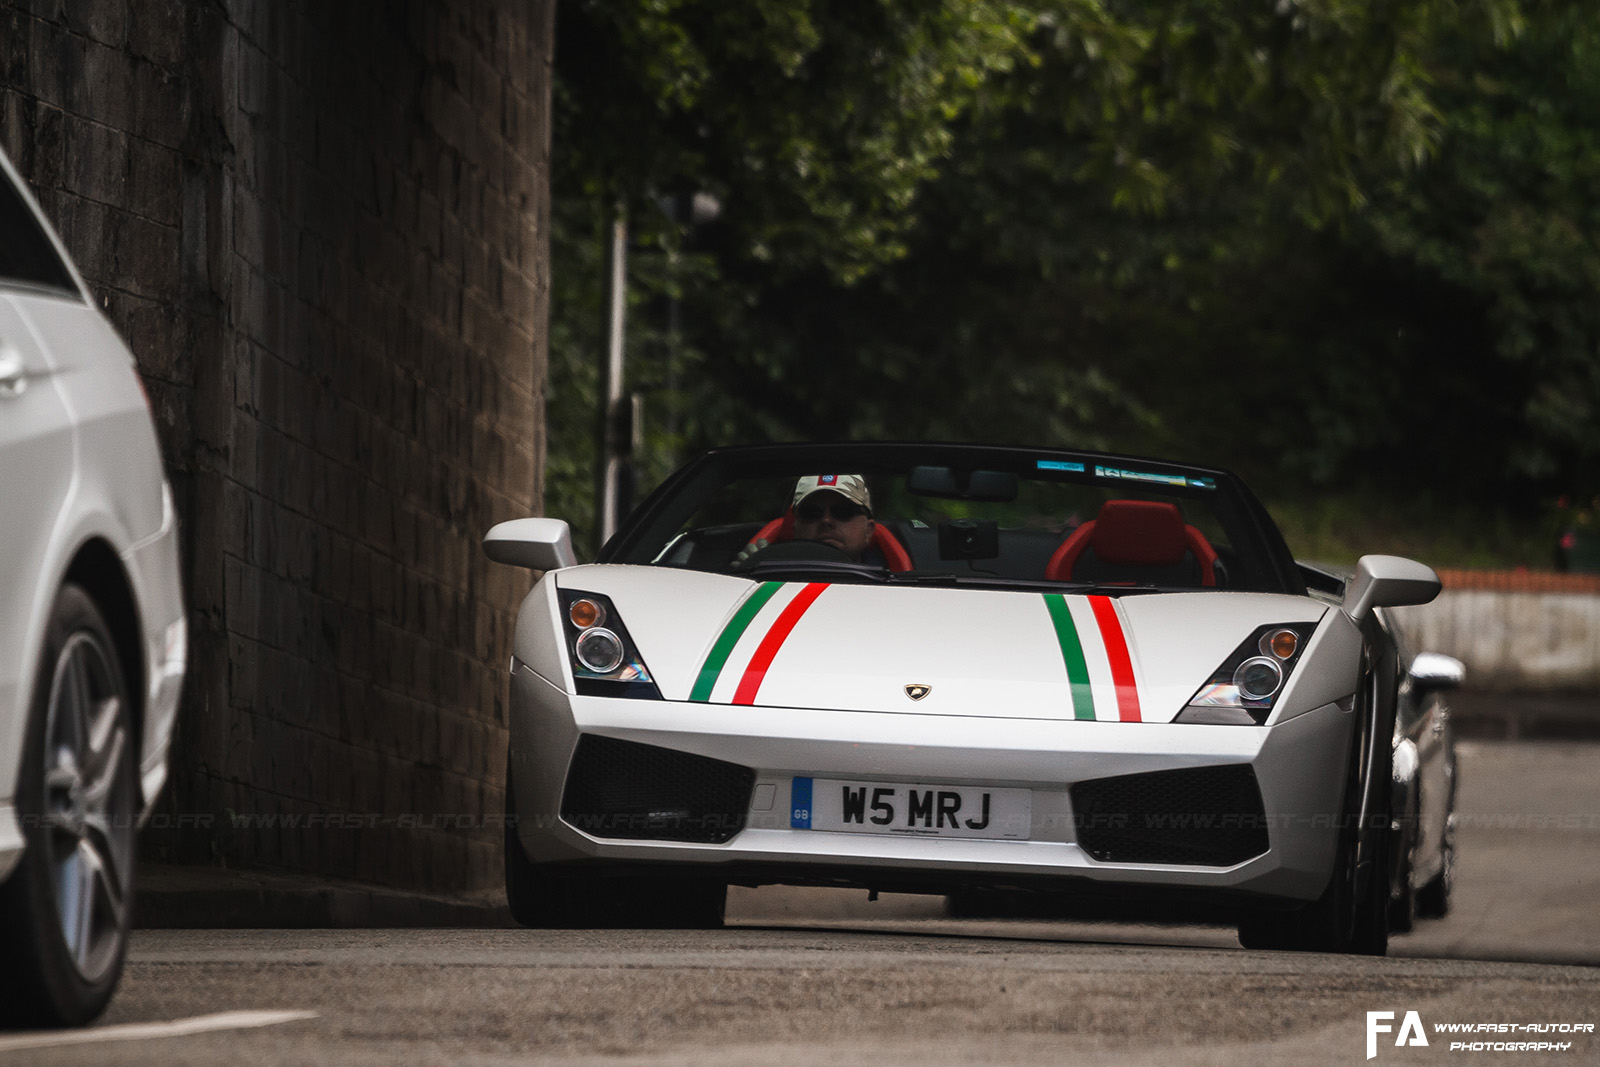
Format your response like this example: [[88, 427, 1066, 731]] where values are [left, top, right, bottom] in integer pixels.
[[1387, 786, 1419, 935], [1388, 875, 1417, 935], [0, 585, 137, 1027], [1415, 812, 1456, 919]]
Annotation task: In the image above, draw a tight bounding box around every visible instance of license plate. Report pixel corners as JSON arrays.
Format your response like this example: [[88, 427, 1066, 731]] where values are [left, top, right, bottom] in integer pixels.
[[791, 778, 1032, 840]]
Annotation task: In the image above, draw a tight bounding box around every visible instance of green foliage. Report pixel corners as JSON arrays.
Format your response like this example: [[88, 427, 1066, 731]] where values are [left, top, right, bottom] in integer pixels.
[[544, 0, 1596, 564], [1360, 0, 1600, 489], [548, 0, 1038, 550], [1265, 491, 1550, 571], [556, 0, 1035, 280]]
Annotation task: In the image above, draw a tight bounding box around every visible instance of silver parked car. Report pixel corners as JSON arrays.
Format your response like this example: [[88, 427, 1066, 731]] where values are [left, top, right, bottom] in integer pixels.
[[0, 147, 187, 1026]]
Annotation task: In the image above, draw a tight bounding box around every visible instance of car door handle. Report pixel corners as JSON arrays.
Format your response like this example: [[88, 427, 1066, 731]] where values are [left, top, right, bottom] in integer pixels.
[[0, 344, 27, 398]]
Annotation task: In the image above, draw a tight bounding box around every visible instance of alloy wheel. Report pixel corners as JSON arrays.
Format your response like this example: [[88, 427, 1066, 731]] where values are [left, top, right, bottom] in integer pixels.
[[41, 631, 135, 984]]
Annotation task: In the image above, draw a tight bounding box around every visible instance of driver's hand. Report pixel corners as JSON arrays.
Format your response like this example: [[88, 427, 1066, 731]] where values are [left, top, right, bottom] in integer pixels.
[[732, 537, 769, 567]]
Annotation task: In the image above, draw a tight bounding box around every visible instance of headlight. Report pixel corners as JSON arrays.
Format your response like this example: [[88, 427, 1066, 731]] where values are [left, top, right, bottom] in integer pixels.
[[1234, 657, 1283, 701], [575, 628, 625, 673], [1177, 623, 1317, 725], [558, 590, 659, 698]]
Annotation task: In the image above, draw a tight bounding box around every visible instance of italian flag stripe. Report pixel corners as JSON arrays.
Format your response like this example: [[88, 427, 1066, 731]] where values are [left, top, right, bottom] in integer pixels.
[[1089, 595, 1143, 722], [732, 582, 830, 705], [1044, 594, 1096, 720], [689, 581, 782, 702]]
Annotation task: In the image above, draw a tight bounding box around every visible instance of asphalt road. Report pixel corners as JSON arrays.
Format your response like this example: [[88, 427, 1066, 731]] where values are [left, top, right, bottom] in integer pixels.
[[6, 741, 1598, 1066]]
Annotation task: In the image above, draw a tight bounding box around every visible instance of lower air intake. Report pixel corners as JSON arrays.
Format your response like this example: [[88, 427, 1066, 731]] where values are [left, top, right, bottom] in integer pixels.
[[1070, 764, 1270, 866], [560, 735, 756, 844]]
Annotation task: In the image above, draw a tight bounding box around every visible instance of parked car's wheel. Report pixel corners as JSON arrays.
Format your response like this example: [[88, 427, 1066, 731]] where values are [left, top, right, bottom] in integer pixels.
[[504, 757, 724, 929], [1387, 787, 1419, 935], [1415, 812, 1456, 919], [0, 585, 137, 1027], [1387, 864, 1417, 934]]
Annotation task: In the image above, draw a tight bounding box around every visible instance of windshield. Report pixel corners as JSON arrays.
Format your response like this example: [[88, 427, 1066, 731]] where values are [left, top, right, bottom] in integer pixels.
[[606, 445, 1300, 595]]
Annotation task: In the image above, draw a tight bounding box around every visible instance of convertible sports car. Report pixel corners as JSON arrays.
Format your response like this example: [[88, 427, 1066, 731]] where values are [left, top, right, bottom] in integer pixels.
[[486, 443, 1454, 954]]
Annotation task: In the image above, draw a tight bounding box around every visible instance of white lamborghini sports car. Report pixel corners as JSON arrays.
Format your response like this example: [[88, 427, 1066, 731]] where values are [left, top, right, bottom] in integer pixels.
[[486, 443, 1453, 954]]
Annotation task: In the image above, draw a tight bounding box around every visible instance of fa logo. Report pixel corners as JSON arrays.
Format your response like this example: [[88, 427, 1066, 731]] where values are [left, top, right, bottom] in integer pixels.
[[1367, 1011, 1429, 1059]]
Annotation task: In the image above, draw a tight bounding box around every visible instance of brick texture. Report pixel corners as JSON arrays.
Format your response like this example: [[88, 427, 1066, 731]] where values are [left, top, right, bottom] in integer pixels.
[[1, 0, 553, 893], [1437, 569, 1600, 595]]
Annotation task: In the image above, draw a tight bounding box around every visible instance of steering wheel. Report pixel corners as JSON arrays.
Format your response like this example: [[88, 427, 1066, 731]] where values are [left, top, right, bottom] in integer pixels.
[[732, 538, 855, 571]]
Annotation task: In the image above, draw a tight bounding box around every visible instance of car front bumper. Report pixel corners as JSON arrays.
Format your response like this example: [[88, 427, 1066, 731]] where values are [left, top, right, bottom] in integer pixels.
[[509, 663, 1356, 906]]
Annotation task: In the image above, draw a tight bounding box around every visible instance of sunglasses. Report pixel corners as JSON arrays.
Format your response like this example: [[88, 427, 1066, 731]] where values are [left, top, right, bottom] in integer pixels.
[[796, 499, 869, 523]]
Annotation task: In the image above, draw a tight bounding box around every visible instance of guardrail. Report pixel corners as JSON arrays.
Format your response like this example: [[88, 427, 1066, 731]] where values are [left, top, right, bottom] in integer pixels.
[[1389, 570, 1600, 692]]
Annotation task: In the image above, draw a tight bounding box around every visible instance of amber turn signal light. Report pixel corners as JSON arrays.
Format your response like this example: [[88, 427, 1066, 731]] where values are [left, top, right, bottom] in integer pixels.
[[569, 598, 605, 629]]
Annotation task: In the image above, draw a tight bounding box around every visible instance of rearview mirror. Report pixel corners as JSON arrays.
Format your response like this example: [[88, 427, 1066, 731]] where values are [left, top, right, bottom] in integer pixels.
[[483, 518, 577, 571], [1342, 554, 1441, 624], [907, 466, 1018, 501]]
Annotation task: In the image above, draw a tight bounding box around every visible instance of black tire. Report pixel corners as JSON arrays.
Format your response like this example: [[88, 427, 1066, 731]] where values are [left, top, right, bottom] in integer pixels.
[[1415, 813, 1455, 919], [945, 889, 1008, 919], [0, 585, 137, 1027], [1237, 824, 1386, 955], [1387, 792, 1419, 935], [503, 756, 724, 929], [1387, 869, 1417, 935], [1239, 655, 1390, 956]]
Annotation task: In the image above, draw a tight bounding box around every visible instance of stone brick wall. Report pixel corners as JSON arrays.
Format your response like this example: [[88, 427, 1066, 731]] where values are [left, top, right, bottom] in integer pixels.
[[1, 0, 553, 893]]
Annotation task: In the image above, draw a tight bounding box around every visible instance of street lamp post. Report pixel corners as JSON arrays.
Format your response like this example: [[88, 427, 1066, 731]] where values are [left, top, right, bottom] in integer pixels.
[[597, 210, 627, 547]]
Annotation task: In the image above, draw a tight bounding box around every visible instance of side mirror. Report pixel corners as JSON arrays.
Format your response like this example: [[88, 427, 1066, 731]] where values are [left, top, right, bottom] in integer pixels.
[[1409, 652, 1465, 692], [483, 518, 577, 571], [1342, 554, 1441, 624]]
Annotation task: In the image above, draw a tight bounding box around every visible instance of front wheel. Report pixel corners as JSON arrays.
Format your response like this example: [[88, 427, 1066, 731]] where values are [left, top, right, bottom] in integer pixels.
[[1239, 653, 1391, 956], [0, 585, 138, 1027], [1238, 830, 1388, 955], [503, 757, 724, 929]]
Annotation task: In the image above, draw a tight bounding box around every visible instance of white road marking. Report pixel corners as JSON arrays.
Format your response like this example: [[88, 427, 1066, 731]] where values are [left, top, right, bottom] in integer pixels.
[[0, 1010, 317, 1053]]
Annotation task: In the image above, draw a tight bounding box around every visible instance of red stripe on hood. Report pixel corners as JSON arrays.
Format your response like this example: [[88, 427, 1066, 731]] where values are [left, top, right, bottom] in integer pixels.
[[1089, 595, 1142, 722], [732, 583, 830, 705]]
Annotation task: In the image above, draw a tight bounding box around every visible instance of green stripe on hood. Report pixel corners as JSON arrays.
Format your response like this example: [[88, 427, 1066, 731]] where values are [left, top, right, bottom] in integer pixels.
[[1044, 593, 1096, 721], [689, 581, 783, 702]]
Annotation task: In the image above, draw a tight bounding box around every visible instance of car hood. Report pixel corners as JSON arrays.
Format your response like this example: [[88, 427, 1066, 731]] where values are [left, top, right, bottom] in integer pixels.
[[552, 565, 1329, 724]]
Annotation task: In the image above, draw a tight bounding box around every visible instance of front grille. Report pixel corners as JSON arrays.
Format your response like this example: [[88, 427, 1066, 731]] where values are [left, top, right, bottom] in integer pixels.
[[560, 735, 756, 844], [1070, 764, 1270, 866]]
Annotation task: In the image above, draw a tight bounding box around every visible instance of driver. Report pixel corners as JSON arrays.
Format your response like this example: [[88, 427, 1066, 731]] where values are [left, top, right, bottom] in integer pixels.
[[736, 474, 878, 565], [791, 474, 875, 561]]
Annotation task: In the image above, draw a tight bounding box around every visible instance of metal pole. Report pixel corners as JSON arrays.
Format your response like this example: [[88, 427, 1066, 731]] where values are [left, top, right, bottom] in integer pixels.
[[599, 210, 626, 545]]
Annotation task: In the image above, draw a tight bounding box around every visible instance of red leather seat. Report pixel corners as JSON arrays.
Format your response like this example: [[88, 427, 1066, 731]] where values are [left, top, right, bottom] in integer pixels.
[[745, 512, 914, 572], [1045, 499, 1218, 586]]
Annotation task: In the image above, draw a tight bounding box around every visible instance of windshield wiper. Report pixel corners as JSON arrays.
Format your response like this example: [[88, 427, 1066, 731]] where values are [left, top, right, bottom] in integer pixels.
[[732, 561, 1193, 595], [883, 573, 1181, 594], [736, 559, 893, 582]]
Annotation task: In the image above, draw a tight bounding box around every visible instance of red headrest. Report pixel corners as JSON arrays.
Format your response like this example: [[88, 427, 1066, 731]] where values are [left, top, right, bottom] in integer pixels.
[[1090, 500, 1188, 566]]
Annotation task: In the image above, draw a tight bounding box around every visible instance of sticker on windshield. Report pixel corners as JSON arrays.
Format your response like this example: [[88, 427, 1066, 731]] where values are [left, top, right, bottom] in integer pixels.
[[1036, 460, 1086, 473], [1094, 465, 1214, 490]]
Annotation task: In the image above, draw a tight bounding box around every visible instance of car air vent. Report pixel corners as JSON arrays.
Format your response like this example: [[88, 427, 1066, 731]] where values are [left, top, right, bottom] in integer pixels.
[[1070, 764, 1269, 866], [560, 735, 756, 844]]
